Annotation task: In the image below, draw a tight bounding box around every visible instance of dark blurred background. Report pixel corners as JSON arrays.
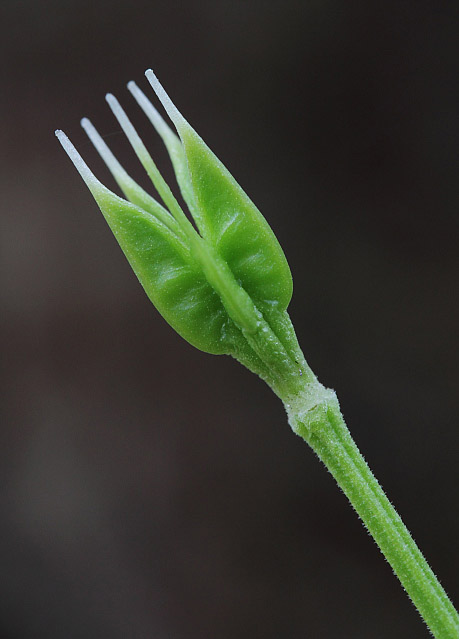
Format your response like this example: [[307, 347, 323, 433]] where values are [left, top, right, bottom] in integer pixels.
[[1, 1, 458, 637]]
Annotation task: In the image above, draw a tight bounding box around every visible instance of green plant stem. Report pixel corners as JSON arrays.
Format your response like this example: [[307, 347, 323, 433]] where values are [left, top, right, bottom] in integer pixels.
[[287, 385, 459, 639]]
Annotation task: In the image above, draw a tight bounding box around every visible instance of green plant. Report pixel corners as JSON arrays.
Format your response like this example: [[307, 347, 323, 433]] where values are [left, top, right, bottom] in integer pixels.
[[56, 69, 458, 638]]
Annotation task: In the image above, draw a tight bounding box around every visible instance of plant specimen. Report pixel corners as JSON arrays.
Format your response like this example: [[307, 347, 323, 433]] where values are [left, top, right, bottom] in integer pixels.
[[56, 69, 458, 638]]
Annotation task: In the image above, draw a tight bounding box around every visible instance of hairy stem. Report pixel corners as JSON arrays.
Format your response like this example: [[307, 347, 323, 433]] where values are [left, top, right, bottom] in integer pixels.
[[286, 386, 459, 639]]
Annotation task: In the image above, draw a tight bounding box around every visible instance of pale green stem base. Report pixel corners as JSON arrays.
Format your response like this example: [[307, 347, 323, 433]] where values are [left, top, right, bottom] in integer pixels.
[[285, 383, 459, 639]]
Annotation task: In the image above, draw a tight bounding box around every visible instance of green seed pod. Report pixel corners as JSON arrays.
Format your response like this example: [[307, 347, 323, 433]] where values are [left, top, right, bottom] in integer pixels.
[[56, 70, 307, 394]]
